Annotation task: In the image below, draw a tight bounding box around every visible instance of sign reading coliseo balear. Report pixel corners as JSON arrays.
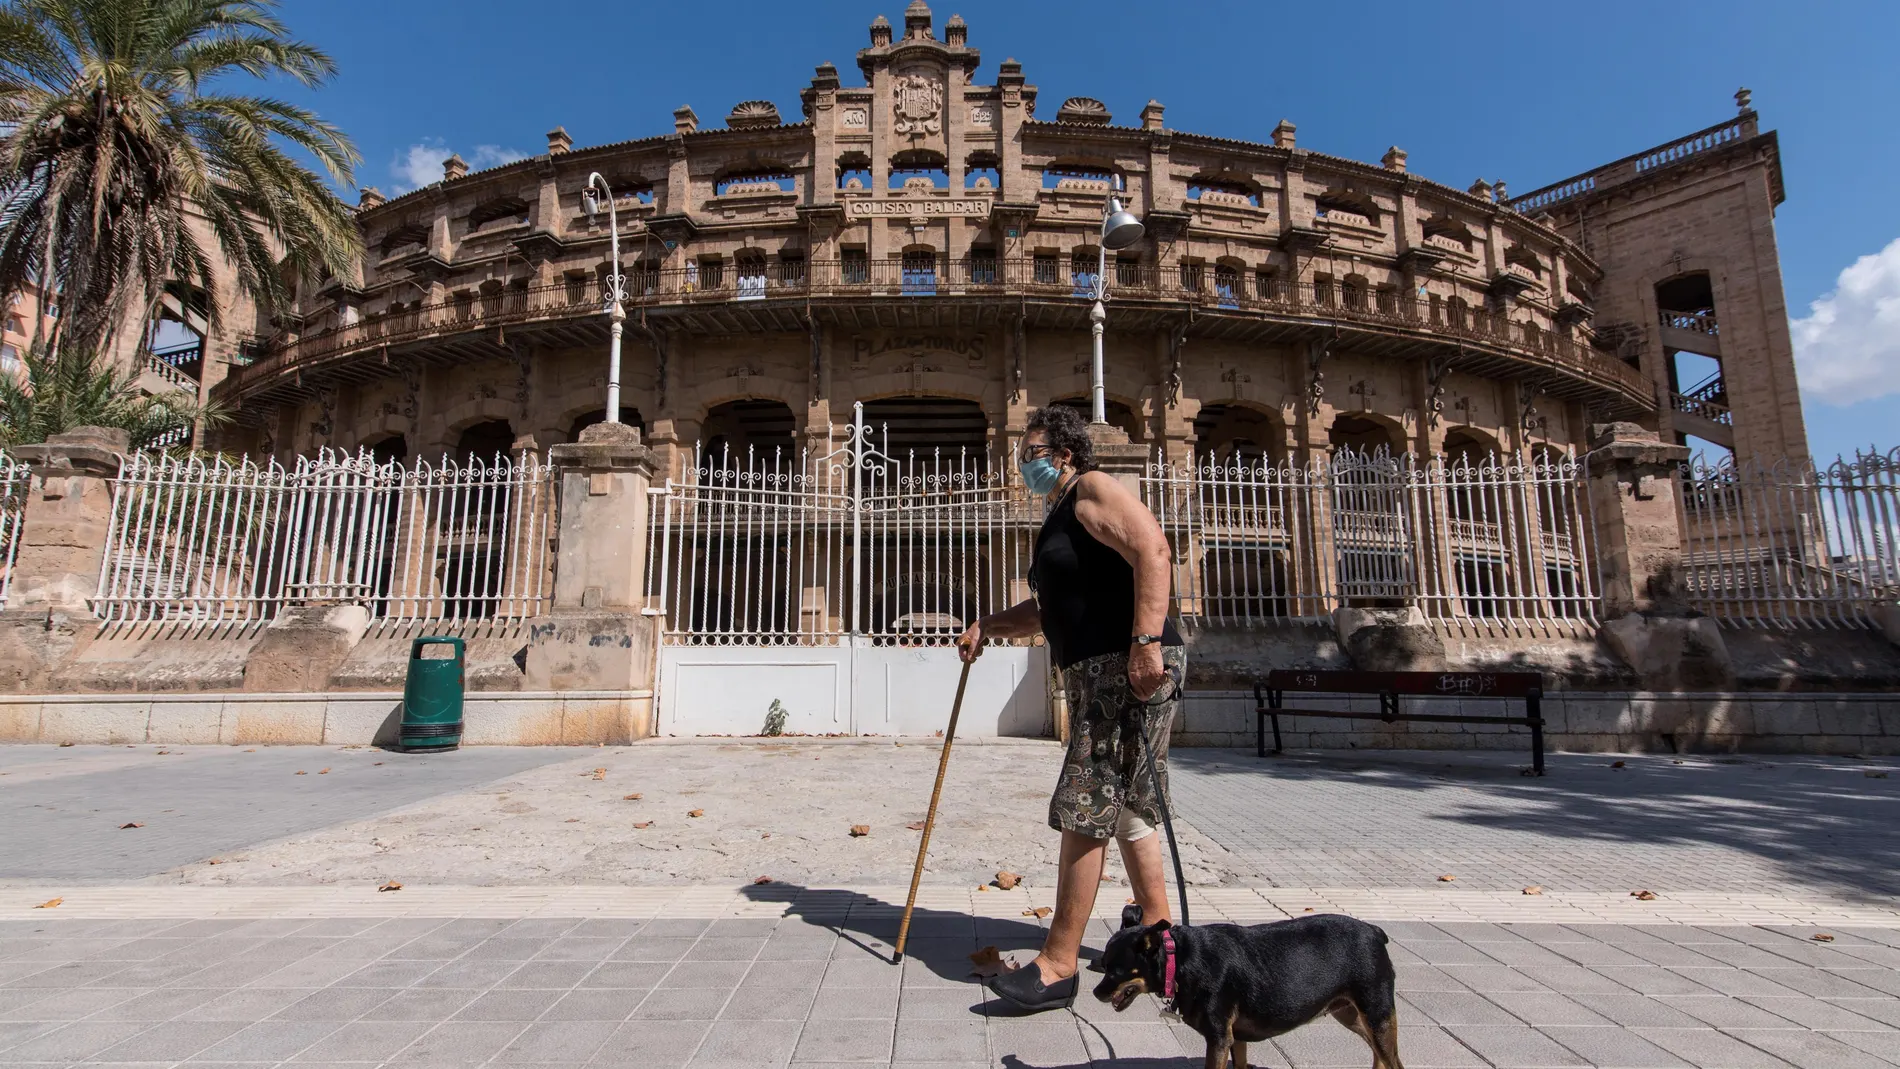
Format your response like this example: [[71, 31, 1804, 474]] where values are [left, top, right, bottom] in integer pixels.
[[847, 199, 991, 218]]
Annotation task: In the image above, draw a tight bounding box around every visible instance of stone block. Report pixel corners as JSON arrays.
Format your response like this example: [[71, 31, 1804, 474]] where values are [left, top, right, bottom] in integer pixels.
[[242, 605, 371, 692], [1600, 614, 1733, 690], [1815, 700, 1884, 738], [1335, 606, 1447, 672], [319, 697, 403, 746], [145, 700, 226, 744], [462, 698, 566, 745], [1750, 700, 1821, 736], [223, 698, 327, 744], [0, 699, 43, 741], [39, 699, 150, 744], [561, 698, 637, 745]]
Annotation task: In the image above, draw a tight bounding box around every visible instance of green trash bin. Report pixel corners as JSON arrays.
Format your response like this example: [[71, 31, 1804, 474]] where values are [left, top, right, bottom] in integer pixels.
[[400, 637, 465, 751]]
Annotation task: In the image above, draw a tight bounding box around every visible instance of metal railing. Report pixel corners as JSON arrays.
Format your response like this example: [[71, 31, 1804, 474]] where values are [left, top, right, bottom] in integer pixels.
[[645, 424, 1041, 647], [1677, 447, 1900, 629], [225, 258, 1650, 403], [94, 449, 552, 630], [1671, 372, 1732, 427], [1509, 115, 1754, 214], [1660, 309, 1719, 337], [1143, 449, 1600, 634], [0, 451, 28, 609]]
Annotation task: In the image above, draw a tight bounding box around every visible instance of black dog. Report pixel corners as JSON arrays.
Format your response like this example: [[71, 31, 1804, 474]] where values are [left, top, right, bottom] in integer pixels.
[[1091, 905, 1402, 1069]]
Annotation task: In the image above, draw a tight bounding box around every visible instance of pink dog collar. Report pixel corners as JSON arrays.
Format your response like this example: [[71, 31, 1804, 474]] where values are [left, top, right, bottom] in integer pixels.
[[1161, 928, 1177, 1000]]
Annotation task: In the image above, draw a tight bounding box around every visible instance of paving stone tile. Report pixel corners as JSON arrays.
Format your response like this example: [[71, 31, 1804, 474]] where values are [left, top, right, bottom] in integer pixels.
[[665, 962, 753, 989], [822, 958, 903, 990], [499, 921, 584, 940], [565, 920, 647, 939], [1835, 1029, 1900, 1065], [497, 961, 596, 989], [1395, 1023, 1489, 1068], [286, 1020, 433, 1063], [540, 990, 638, 1022], [1622, 944, 1735, 969], [90, 1020, 244, 1062], [685, 938, 768, 964], [1755, 968, 1892, 999], [385, 1021, 526, 1064], [1586, 968, 1720, 997], [451, 988, 565, 1022], [610, 937, 699, 963], [791, 1019, 891, 1062], [2, 987, 144, 1022], [893, 1018, 986, 1062], [985, 1018, 1087, 1065], [463, 938, 550, 962], [576, 962, 665, 990], [1486, 991, 1616, 1027], [687, 1020, 801, 1066], [248, 958, 370, 990], [1666, 969, 1803, 999], [1395, 965, 1470, 993], [1436, 965, 1551, 994], [1542, 1027, 1694, 1067], [809, 986, 898, 1020], [355, 989, 480, 1022], [720, 983, 817, 1022], [631, 987, 730, 1021], [176, 988, 318, 1022], [1823, 968, 1900, 998], [1652, 996, 1803, 1029], [1628, 1027, 1797, 1069], [1443, 1024, 1590, 1067], [331, 960, 441, 988], [1824, 997, 1900, 1029], [1568, 994, 1712, 1030], [1723, 1028, 1896, 1069], [591, 1019, 711, 1068], [1516, 965, 1636, 996], [1405, 941, 1506, 967], [493, 1020, 619, 1063], [270, 988, 398, 1023], [409, 958, 521, 989], [1736, 996, 1897, 1031], [639, 921, 713, 938], [537, 938, 627, 963], [8, 963, 135, 989], [1, 1021, 155, 1062], [891, 989, 987, 1021], [1405, 991, 1519, 1027], [0, 1017, 64, 1052], [185, 1020, 342, 1062]]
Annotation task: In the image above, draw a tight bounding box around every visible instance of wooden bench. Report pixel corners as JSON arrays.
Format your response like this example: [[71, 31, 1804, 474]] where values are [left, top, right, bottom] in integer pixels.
[[1255, 669, 1546, 775]]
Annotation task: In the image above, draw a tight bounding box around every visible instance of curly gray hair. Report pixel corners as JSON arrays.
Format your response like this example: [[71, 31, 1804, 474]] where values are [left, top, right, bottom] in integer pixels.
[[1025, 404, 1096, 472]]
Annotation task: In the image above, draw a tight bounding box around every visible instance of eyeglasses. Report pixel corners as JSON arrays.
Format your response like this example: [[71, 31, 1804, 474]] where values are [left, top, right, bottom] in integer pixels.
[[1017, 444, 1056, 464]]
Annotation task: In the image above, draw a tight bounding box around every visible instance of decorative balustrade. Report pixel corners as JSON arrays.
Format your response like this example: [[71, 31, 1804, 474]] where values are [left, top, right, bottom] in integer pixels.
[[0, 450, 27, 609], [1508, 116, 1755, 214], [1660, 309, 1719, 336], [226, 257, 1650, 404], [1677, 447, 1900, 629], [1142, 450, 1601, 635], [141, 351, 198, 392]]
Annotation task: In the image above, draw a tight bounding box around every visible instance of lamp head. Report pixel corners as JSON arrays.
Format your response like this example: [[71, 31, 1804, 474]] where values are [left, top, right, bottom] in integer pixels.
[[580, 186, 599, 219], [1102, 197, 1144, 251]]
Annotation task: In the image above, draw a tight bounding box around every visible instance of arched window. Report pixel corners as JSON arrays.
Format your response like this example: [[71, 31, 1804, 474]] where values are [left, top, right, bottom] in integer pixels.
[[965, 150, 1000, 190], [456, 420, 515, 464], [889, 149, 948, 190], [716, 170, 795, 195], [467, 197, 530, 231], [901, 245, 939, 296], [1187, 176, 1261, 208], [734, 249, 768, 300], [1042, 164, 1118, 191], [836, 151, 872, 190], [378, 224, 429, 257], [1070, 247, 1099, 298]]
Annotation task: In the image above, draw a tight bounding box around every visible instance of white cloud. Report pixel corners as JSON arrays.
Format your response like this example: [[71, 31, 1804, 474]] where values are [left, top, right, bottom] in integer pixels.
[[1793, 236, 1900, 406], [390, 140, 528, 192]]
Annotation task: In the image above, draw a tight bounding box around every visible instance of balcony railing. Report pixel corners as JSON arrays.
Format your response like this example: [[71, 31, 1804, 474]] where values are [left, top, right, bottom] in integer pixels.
[[1672, 371, 1731, 426], [1660, 309, 1718, 336], [223, 257, 1651, 403]]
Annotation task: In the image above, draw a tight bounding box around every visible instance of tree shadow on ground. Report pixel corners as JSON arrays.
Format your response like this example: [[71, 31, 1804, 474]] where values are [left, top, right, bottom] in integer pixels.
[[1170, 747, 1900, 900]]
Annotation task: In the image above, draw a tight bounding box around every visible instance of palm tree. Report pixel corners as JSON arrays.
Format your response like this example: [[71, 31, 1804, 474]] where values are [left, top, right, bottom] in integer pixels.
[[0, 0, 362, 357], [0, 341, 225, 448]]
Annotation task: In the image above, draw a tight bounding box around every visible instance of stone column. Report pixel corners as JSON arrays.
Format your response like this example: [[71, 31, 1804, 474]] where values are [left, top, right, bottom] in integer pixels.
[[1584, 422, 1733, 689], [523, 422, 661, 740], [1087, 423, 1148, 498], [0, 427, 124, 691]]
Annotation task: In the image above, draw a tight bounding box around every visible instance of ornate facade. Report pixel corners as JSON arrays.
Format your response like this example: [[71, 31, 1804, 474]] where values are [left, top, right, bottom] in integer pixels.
[[200, 5, 1797, 481]]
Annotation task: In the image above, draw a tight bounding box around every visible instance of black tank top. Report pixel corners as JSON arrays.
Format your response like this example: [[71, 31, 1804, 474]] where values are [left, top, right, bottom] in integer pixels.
[[1029, 479, 1183, 669]]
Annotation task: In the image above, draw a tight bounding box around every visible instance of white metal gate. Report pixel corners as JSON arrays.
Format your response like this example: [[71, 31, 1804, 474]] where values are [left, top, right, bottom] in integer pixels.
[[646, 403, 1049, 736]]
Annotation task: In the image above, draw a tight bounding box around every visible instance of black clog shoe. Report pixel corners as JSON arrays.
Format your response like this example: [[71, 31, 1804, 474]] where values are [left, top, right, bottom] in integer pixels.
[[987, 961, 1078, 1012]]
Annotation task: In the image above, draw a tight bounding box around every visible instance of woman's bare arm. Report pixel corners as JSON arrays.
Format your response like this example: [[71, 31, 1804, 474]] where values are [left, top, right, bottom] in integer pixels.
[[956, 598, 1040, 662], [1071, 470, 1173, 697]]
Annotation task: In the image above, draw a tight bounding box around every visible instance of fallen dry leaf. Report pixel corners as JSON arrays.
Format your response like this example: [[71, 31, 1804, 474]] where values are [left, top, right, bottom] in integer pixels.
[[1020, 906, 1053, 919], [1126, 897, 1136, 904], [633, 821, 653, 829], [1866, 771, 1889, 779], [564, 818, 580, 823], [1437, 874, 1456, 882], [761, 833, 770, 839], [933, 730, 944, 738], [995, 870, 1022, 891], [156, 750, 170, 755], [753, 876, 773, 885], [244, 748, 255, 752], [592, 768, 607, 781], [1522, 885, 1544, 895], [207, 859, 224, 865], [977, 885, 990, 892], [1303, 907, 1315, 912], [906, 821, 926, 831], [1611, 761, 1626, 768], [688, 809, 704, 818], [1812, 933, 1835, 942], [624, 793, 643, 800], [58, 741, 73, 747], [373, 761, 383, 766], [34, 897, 61, 908], [295, 770, 307, 776], [849, 825, 870, 837], [1631, 889, 1658, 901], [318, 768, 330, 775], [119, 822, 143, 829], [969, 946, 1010, 978], [378, 881, 402, 892]]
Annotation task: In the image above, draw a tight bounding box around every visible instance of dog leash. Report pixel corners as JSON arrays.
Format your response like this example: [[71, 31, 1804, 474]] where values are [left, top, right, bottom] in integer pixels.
[[1138, 666, 1190, 930]]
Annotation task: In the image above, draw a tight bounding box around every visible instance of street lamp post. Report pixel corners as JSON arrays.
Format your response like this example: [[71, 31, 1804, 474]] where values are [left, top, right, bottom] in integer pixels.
[[580, 173, 626, 424], [1089, 181, 1146, 425]]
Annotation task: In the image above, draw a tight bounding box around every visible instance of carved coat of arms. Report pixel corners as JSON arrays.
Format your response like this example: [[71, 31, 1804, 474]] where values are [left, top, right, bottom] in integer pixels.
[[893, 73, 943, 136]]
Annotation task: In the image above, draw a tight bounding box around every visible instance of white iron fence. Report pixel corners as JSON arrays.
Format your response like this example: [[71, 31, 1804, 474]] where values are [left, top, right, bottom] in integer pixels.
[[1677, 447, 1900, 628], [1143, 449, 1600, 634], [645, 407, 1041, 646], [95, 449, 552, 629], [0, 450, 29, 609]]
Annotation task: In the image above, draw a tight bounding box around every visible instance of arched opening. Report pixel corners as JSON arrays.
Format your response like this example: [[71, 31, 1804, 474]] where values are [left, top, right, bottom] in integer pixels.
[[1328, 415, 1401, 455], [146, 281, 209, 383], [900, 243, 939, 296], [366, 434, 408, 465], [965, 150, 1000, 189], [456, 420, 516, 463], [568, 408, 647, 441], [1193, 403, 1283, 466], [701, 399, 798, 465], [1050, 397, 1143, 444], [889, 149, 948, 190], [836, 151, 872, 190], [861, 396, 988, 457], [467, 196, 530, 232], [1655, 272, 1714, 317], [1440, 427, 1507, 619]]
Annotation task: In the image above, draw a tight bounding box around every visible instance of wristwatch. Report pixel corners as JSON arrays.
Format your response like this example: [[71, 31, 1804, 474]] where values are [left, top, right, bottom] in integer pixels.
[[1131, 634, 1166, 646]]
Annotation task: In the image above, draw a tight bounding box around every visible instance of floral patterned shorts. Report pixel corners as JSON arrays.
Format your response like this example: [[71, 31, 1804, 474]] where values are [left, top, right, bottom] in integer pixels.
[[1049, 645, 1188, 841]]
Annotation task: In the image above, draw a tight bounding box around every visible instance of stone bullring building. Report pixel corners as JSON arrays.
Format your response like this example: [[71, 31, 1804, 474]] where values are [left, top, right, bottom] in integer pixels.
[[7, 6, 1890, 750]]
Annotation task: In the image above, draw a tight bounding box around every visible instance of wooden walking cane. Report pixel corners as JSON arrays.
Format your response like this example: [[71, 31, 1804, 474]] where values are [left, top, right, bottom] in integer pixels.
[[893, 659, 972, 964]]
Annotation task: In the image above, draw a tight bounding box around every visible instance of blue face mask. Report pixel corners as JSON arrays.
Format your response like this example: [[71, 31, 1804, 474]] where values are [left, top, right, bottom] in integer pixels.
[[1020, 456, 1063, 496]]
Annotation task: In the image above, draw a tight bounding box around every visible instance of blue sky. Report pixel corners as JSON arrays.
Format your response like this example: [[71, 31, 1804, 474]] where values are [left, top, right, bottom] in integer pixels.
[[270, 0, 1900, 463]]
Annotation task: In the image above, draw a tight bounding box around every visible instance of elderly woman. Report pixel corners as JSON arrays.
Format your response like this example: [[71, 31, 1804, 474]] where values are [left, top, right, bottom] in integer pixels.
[[956, 403, 1186, 1011]]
